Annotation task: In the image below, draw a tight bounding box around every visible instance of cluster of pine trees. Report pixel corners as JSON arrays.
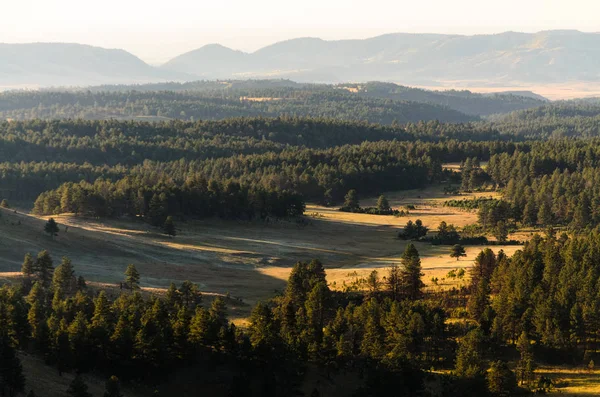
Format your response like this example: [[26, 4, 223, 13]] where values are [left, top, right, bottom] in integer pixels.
[[32, 178, 305, 222], [0, 243, 542, 396]]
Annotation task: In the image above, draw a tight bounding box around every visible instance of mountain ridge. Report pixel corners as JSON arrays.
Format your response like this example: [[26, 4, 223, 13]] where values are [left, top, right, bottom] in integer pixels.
[[2, 30, 600, 89]]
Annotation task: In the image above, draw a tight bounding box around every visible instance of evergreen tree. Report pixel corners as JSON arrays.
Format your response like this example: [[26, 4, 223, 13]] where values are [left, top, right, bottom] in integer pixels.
[[21, 253, 34, 277], [124, 264, 140, 290], [516, 332, 535, 386], [522, 198, 537, 227], [148, 193, 168, 227], [35, 250, 54, 287], [53, 256, 75, 293], [537, 201, 553, 226], [366, 270, 380, 298], [376, 195, 390, 212], [163, 216, 176, 237], [487, 361, 517, 397], [450, 244, 467, 261], [178, 281, 201, 308], [455, 328, 486, 378], [399, 244, 424, 300], [493, 221, 508, 243], [0, 199, 8, 208], [468, 279, 491, 324], [343, 189, 359, 211], [67, 375, 92, 397], [44, 217, 59, 238], [387, 265, 401, 301]]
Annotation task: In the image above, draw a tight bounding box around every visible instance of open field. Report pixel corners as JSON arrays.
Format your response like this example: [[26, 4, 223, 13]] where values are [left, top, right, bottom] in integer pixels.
[[0, 186, 520, 321], [537, 367, 600, 396]]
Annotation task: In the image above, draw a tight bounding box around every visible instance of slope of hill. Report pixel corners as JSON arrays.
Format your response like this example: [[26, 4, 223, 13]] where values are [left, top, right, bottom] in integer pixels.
[[0, 43, 187, 88], [162, 30, 600, 85], [0, 86, 477, 123], [343, 82, 547, 116]]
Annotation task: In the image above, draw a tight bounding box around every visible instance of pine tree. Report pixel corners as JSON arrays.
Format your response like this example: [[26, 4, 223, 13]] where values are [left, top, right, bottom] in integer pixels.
[[147, 193, 168, 227], [376, 195, 390, 212], [67, 375, 92, 397], [90, 291, 112, 352], [188, 307, 211, 348], [343, 189, 359, 211], [450, 244, 467, 261], [366, 270, 380, 298], [487, 361, 517, 396], [44, 217, 60, 238], [0, 199, 8, 208], [537, 201, 553, 226], [163, 216, 176, 237], [493, 221, 509, 243], [21, 253, 34, 277], [468, 279, 490, 324], [35, 250, 54, 287], [455, 328, 486, 378], [103, 376, 123, 397], [387, 264, 401, 301], [178, 280, 201, 308], [522, 197, 537, 227], [124, 264, 140, 290], [399, 243, 424, 300], [53, 256, 75, 293], [516, 331, 535, 386]]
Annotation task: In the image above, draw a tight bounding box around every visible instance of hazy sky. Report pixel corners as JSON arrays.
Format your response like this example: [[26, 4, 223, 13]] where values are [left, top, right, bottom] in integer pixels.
[[2, 0, 599, 64]]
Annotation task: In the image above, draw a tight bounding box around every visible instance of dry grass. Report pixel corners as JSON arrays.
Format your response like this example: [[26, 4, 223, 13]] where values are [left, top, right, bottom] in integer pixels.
[[536, 366, 600, 396], [0, 186, 520, 322], [239, 96, 282, 102]]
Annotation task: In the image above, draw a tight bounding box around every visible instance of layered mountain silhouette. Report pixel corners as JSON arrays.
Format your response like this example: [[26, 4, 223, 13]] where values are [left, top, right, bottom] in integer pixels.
[[0, 43, 189, 88], [2, 30, 600, 88], [163, 30, 600, 84]]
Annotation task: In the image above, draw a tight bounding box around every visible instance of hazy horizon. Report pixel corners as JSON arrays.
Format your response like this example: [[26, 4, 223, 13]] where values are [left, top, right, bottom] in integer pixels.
[[3, 0, 600, 64]]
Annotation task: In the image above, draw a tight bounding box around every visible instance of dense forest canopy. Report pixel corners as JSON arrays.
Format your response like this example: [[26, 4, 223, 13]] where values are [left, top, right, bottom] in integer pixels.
[[0, 88, 476, 124], [4, 82, 600, 395]]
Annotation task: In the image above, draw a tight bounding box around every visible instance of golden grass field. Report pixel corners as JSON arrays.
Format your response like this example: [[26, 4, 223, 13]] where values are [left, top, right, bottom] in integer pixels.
[[536, 367, 600, 396], [0, 185, 520, 322]]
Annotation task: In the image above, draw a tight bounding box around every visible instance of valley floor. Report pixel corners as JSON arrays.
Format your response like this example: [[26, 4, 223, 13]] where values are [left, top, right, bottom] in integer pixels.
[[0, 186, 520, 322]]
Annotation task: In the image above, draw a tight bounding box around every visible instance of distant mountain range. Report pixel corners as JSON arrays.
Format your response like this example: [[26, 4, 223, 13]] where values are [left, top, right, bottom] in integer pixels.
[[2, 30, 600, 88], [0, 43, 190, 88]]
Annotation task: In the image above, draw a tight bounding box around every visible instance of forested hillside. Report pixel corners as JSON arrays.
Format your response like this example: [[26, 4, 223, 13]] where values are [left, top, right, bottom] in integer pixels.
[[0, 87, 476, 124], [5, 98, 600, 396], [0, 80, 550, 120]]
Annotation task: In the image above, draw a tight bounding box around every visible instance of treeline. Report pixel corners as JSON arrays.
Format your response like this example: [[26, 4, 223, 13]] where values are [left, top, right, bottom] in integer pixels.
[[0, 118, 511, 165], [4, 246, 528, 396], [489, 103, 600, 138], [490, 231, 600, 363], [471, 139, 600, 229], [0, 117, 518, 204], [25, 136, 521, 212], [32, 177, 305, 222], [356, 81, 546, 116], [0, 88, 477, 124]]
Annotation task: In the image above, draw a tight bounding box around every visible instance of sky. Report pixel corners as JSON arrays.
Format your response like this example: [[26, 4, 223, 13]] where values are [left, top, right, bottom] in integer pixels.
[[2, 0, 600, 64]]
